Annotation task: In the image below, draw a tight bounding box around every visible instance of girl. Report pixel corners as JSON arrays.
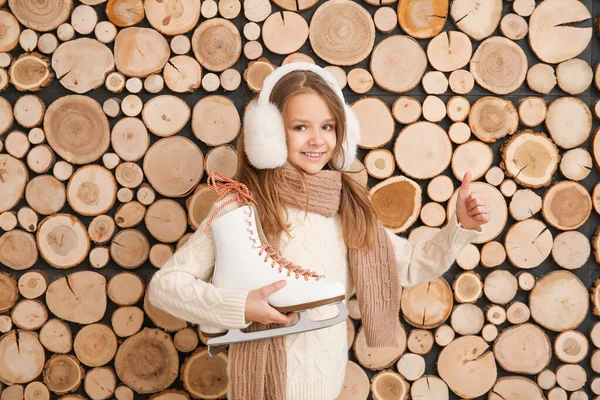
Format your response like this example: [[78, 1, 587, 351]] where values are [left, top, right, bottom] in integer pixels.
[[148, 62, 491, 400]]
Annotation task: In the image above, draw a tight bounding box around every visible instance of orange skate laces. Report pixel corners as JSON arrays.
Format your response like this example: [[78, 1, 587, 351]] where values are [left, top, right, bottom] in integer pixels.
[[205, 171, 323, 281]]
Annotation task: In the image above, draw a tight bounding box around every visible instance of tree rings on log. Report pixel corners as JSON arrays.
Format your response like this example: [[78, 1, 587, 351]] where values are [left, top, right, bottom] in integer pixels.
[[371, 35, 426, 93], [470, 37, 527, 95], [144, 0, 200, 35], [261, 11, 308, 55], [25, 175, 66, 217], [114, 201, 146, 229], [374, 7, 397, 33], [448, 69, 474, 94], [180, 347, 228, 399], [542, 181, 591, 230], [370, 175, 421, 234], [528, 0, 592, 64], [192, 95, 240, 146], [142, 95, 190, 138], [371, 370, 409, 400], [14, 95, 44, 129], [74, 323, 117, 367], [450, 303, 484, 335], [44, 354, 85, 395], [490, 377, 545, 400], [392, 97, 421, 124], [191, 18, 241, 72], [186, 185, 218, 230], [401, 277, 452, 329], [556, 58, 593, 95], [480, 240, 506, 268], [309, 0, 375, 66], [500, 130, 559, 188], [0, 97, 12, 136], [451, 141, 493, 182], [505, 218, 552, 269], [114, 27, 169, 77], [411, 375, 449, 399], [163, 56, 202, 93], [422, 71, 448, 94], [484, 270, 517, 305], [114, 328, 179, 394], [39, 319, 72, 354], [0, 273, 18, 313], [394, 122, 452, 179], [420, 202, 445, 227], [44, 96, 109, 164], [353, 324, 406, 370], [8, 0, 72, 32], [107, 272, 144, 306], [347, 68, 373, 94], [560, 148, 593, 181], [110, 229, 149, 269], [143, 137, 204, 197], [406, 329, 434, 355], [500, 13, 528, 40], [446, 96, 470, 122], [18, 270, 47, 299], [111, 117, 149, 162], [397, 353, 425, 381], [437, 335, 496, 398], [272, 0, 317, 11], [554, 330, 588, 364], [204, 145, 238, 179], [452, 271, 483, 303], [527, 63, 557, 94], [518, 97, 547, 127], [556, 364, 586, 391], [36, 214, 89, 269], [9, 52, 53, 91], [468, 97, 518, 143], [351, 98, 394, 149], [0, 154, 28, 213], [67, 165, 116, 217], [447, 182, 507, 243], [509, 189, 542, 221], [111, 306, 144, 338], [52, 38, 114, 94], [145, 199, 187, 244], [243, 58, 275, 92], [46, 271, 106, 324], [0, 229, 37, 271], [530, 270, 588, 332], [450, 0, 502, 40], [0, 10, 20, 52], [397, 0, 448, 39], [427, 175, 453, 203], [0, 330, 45, 385], [494, 323, 551, 374], [546, 97, 592, 150], [427, 31, 472, 73]]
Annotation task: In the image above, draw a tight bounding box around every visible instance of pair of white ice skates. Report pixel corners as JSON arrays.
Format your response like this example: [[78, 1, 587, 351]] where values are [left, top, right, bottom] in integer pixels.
[[200, 171, 348, 356]]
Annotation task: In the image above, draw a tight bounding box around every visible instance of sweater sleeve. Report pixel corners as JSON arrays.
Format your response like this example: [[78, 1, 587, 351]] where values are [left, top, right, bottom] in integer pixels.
[[146, 196, 251, 329], [386, 211, 483, 287]]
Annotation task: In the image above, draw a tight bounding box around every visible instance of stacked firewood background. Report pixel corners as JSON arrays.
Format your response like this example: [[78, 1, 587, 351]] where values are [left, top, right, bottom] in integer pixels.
[[0, 0, 600, 398]]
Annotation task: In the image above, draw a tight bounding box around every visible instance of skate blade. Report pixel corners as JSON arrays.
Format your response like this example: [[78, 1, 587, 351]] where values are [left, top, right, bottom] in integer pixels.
[[207, 302, 349, 357]]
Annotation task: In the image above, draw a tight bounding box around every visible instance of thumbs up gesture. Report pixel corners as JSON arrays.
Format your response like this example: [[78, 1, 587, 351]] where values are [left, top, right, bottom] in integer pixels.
[[456, 172, 491, 230]]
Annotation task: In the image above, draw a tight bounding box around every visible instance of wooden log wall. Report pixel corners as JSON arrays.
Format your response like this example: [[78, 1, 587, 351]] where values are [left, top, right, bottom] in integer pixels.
[[0, 0, 600, 398]]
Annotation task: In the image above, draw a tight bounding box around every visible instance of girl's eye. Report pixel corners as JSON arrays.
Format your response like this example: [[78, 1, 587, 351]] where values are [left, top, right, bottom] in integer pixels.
[[323, 124, 334, 131], [293, 125, 307, 131]]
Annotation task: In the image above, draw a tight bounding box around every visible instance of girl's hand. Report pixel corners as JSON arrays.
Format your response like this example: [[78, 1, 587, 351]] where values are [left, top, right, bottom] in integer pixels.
[[245, 280, 297, 325], [456, 172, 491, 230]]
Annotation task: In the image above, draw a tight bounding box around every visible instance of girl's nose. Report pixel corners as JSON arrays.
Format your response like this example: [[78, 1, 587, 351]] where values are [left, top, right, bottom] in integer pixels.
[[308, 129, 325, 145]]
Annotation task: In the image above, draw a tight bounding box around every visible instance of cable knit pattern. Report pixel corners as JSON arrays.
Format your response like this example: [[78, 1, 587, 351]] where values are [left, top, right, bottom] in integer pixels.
[[147, 197, 482, 400]]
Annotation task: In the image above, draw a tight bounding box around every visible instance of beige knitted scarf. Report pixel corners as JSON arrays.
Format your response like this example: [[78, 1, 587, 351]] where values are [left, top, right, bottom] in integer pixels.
[[228, 163, 401, 399]]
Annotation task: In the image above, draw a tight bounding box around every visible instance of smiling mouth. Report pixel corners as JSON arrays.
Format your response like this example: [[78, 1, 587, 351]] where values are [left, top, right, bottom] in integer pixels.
[[302, 152, 325, 159]]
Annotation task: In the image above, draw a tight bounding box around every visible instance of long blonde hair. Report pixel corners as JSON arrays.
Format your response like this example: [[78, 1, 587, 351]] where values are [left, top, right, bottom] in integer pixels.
[[235, 70, 378, 249]]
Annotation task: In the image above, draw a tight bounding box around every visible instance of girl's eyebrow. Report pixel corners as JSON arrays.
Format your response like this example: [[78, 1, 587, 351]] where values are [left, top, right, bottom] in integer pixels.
[[290, 117, 336, 123]]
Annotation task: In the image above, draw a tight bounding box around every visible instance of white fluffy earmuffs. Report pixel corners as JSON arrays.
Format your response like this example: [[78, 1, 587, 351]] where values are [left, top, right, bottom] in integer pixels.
[[243, 62, 361, 171]]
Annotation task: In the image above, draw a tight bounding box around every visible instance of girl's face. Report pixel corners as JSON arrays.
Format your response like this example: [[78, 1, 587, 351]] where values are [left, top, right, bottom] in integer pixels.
[[283, 92, 338, 175]]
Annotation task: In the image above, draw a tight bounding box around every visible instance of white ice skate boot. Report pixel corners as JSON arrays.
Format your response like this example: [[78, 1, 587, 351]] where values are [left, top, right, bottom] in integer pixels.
[[200, 171, 348, 356]]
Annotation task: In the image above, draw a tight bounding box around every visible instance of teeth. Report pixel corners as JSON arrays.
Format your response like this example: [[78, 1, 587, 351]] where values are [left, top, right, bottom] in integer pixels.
[[303, 152, 323, 157]]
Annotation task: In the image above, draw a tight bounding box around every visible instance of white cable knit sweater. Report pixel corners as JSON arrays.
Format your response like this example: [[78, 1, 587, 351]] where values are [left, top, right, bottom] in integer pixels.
[[147, 199, 482, 400]]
